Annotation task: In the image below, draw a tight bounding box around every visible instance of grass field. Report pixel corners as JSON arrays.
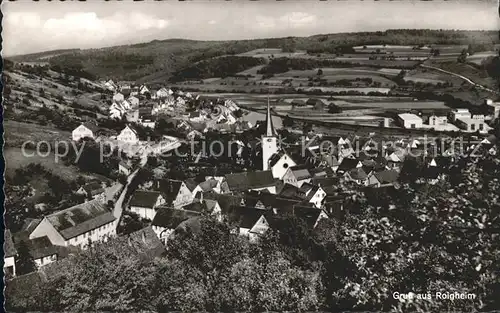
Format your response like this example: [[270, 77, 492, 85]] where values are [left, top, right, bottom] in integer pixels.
[[4, 120, 72, 147]]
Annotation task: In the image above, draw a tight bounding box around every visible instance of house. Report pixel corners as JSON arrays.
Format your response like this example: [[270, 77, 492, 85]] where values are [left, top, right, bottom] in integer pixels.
[[282, 166, 312, 187], [450, 108, 471, 122], [228, 207, 269, 242], [306, 98, 327, 110], [397, 113, 423, 129], [121, 100, 132, 110], [225, 170, 278, 194], [386, 149, 406, 169], [139, 85, 150, 95], [455, 117, 486, 132], [76, 182, 106, 201], [113, 92, 125, 103], [104, 79, 117, 91], [151, 207, 201, 244], [294, 207, 329, 229], [126, 226, 165, 259], [128, 96, 140, 107], [29, 200, 116, 249], [302, 184, 327, 209], [337, 157, 363, 174], [117, 125, 139, 144], [156, 88, 171, 99], [344, 167, 369, 185], [119, 161, 132, 175], [129, 190, 166, 221], [4, 230, 17, 278], [72, 122, 99, 142], [13, 236, 58, 268], [171, 179, 198, 208], [485, 99, 500, 120], [139, 117, 156, 129], [367, 169, 400, 187], [428, 115, 448, 127], [126, 109, 140, 123], [269, 151, 298, 179]]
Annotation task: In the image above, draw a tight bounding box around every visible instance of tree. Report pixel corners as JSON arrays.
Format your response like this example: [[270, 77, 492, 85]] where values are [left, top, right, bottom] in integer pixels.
[[15, 240, 37, 275], [317, 69, 323, 76], [283, 115, 294, 127], [328, 103, 341, 114]]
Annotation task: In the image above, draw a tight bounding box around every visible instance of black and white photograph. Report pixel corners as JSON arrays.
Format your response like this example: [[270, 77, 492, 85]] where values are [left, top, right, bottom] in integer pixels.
[[2, 0, 500, 312]]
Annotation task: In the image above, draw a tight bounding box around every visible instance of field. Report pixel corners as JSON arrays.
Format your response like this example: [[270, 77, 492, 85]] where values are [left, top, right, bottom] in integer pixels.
[[4, 120, 72, 147]]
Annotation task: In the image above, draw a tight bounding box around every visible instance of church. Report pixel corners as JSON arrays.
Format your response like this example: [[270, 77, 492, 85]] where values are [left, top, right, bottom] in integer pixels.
[[261, 98, 298, 180]]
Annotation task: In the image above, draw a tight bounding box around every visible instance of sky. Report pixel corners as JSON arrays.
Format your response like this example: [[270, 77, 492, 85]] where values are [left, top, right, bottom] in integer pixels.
[[2, 0, 499, 56]]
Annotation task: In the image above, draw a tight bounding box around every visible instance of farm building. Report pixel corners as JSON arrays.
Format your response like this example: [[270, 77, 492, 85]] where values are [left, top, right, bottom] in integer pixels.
[[28, 200, 117, 249], [428, 115, 448, 127], [450, 108, 471, 122], [129, 190, 166, 221], [455, 116, 486, 132], [397, 113, 423, 129]]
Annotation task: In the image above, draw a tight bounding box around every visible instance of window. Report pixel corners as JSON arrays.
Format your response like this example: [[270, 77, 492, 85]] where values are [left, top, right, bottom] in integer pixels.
[[410, 124, 416, 129], [479, 124, 484, 130], [471, 124, 475, 131]]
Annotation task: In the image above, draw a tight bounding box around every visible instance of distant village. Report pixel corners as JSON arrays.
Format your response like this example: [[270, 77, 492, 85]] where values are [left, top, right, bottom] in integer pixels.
[[4, 78, 499, 279]]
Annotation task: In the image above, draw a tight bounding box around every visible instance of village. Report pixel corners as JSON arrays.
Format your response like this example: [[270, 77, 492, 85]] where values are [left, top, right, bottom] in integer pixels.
[[4, 75, 500, 280]]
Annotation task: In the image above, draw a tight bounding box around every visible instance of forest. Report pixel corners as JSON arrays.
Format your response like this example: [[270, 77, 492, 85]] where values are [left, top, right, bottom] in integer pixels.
[[5, 149, 500, 312]]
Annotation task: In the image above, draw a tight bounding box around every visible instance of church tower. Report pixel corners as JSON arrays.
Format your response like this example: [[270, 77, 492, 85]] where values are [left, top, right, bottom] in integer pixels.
[[262, 96, 278, 170]]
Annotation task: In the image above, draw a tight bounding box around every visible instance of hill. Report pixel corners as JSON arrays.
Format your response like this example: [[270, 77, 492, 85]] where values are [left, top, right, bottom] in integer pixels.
[[8, 29, 499, 83]]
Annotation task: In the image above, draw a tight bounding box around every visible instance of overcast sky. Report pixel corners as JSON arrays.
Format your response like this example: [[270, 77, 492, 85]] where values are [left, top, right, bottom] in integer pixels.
[[2, 0, 499, 56]]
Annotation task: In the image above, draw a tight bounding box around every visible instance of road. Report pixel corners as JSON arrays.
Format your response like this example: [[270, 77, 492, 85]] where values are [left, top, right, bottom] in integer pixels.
[[112, 138, 180, 228], [420, 64, 499, 95]]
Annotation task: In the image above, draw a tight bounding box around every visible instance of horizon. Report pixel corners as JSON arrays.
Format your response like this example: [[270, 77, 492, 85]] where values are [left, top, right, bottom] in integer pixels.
[[6, 28, 498, 58], [2, 0, 498, 56]]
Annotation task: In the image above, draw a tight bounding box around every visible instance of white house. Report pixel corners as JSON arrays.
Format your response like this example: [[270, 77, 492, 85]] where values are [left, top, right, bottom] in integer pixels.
[[128, 96, 140, 107], [156, 88, 171, 99], [119, 161, 132, 175], [117, 125, 139, 144], [282, 167, 312, 188], [72, 122, 99, 142], [151, 207, 201, 244], [76, 182, 106, 201], [104, 79, 117, 91], [139, 85, 150, 95], [121, 100, 131, 110], [113, 92, 125, 103], [29, 200, 117, 249], [428, 115, 448, 127], [229, 208, 269, 242], [19, 236, 58, 268], [398, 113, 423, 129], [450, 108, 471, 122], [301, 184, 327, 208], [129, 190, 166, 221], [172, 180, 198, 208], [269, 152, 298, 179]]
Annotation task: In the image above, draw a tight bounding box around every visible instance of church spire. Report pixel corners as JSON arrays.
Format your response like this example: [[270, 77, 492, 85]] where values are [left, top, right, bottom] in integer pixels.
[[265, 94, 276, 137]]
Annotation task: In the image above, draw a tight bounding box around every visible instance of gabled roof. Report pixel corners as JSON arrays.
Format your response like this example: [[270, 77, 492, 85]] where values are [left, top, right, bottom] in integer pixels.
[[198, 179, 218, 192], [288, 166, 312, 181], [203, 193, 243, 214], [81, 182, 105, 196], [182, 201, 209, 213], [126, 226, 165, 259], [19, 218, 42, 235], [184, 178, 199, 192], [151, 207, 201, 229], [338, 157, 360, 172], [227, 206, 267, 229], [346, 167, 368, 180], [4, 229, 17, 257], [225, 170, 277, 192], [14, 236, 57, 260], [129, 190, 162, 209], [304, 185, 321, 201], [278, 183, 306, 200], [122, 124, 139, 136], [46, 200, 115, 240], [373, 170, 400, 184], [81, 122, 100, 133]]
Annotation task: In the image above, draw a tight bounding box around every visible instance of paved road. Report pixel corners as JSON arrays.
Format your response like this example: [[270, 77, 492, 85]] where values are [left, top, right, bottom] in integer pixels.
[[420, 64, 499, 95], [113, 168, 139, 221]]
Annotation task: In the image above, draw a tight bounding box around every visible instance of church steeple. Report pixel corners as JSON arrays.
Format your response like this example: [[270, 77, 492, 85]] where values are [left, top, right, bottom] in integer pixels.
[[265, 95, 276, 137]]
